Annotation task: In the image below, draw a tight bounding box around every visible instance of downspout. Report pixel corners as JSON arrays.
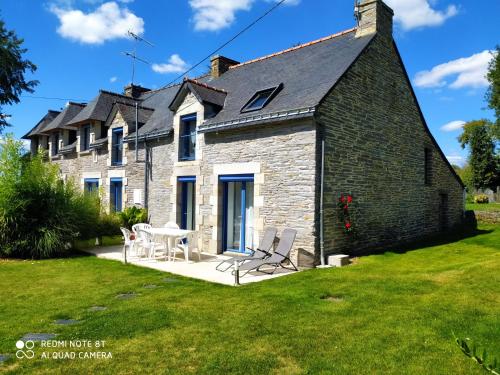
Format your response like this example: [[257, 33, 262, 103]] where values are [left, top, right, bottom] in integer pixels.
[[135, 102, 139, 162], [320, 137, 325, 266], [144, 139, 149, 210]]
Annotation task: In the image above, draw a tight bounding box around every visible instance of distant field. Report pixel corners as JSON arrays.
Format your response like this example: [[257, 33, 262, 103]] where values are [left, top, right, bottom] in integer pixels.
[[466, 202, 500, 212]]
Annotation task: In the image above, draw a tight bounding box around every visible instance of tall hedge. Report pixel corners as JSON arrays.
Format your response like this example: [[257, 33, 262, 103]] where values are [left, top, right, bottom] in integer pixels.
[[0, 135, 118, 258]]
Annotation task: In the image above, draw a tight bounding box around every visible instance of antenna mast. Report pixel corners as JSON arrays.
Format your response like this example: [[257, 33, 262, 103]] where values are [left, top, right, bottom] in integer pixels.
[[122, 30, 154, 162], [124, 30, 154, 85]]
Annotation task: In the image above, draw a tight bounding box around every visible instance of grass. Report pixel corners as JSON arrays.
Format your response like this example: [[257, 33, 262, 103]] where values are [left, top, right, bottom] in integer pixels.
[[73, 235, 123, 250], [0, 224, 499, 374], [466, 202, 500, 212]]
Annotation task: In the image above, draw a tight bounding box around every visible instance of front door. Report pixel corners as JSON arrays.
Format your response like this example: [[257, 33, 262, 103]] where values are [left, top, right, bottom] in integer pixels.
[[221, 175, 254, 253]]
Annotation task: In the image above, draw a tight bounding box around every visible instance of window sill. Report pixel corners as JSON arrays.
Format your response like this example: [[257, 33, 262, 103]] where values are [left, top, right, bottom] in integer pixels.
[[79, 150, 92, 156], [174, 159, 199, 167], [51, 155, 61, 160]]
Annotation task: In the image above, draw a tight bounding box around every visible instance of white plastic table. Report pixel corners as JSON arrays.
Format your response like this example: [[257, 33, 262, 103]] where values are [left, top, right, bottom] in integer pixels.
[[147, 227, 193, 262]]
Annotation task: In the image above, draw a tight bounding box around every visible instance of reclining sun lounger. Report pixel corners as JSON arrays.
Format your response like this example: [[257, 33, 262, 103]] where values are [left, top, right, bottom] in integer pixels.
[[216, 227, 277, 272], [236, 228, 298, 277]]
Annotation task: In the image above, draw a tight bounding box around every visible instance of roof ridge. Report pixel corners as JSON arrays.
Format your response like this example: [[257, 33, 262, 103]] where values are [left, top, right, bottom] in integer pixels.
[[114, 102, 155, 111], [184, 78, 227, 93], [230, 27, 357, 69], [98, 89, 140, 100], [67, 102, 86, 107]]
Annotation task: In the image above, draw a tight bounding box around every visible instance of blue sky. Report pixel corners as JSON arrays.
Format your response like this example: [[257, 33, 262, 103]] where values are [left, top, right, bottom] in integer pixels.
[[1, 0, 498, 166]]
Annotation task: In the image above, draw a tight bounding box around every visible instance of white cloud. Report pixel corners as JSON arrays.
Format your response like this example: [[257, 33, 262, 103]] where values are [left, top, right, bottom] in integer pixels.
[[384, 0, 458, 30], [440, 120, 465, 132], [50, 2, 144, 44], [189, 0, 299, 32], [152, 54, 189, 74], [446, 155, 465, 166], [414, 50, 494, 89], [110, 76, 118, 83]]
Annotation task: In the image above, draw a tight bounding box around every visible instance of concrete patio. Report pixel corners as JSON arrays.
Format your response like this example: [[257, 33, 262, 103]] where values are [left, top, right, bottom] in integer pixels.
[[84, 246, 297, 286]]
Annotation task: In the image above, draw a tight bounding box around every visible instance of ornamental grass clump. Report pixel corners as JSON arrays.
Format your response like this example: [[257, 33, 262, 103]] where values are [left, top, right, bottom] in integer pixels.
[[0, 135, 117, 258]]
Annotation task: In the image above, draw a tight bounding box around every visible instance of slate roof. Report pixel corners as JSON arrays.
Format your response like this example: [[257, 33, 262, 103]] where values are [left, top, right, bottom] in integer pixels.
[[126, 28, 372, 139], [66, 90, 137, 126], [169, 79, 227, 111], [33, 28, 373, 141], [89, 137, 108, 149], [22, 110, 61, 138], [125, 83, 183, 140], [199, 29, 373, 132], [104, 103, 154, 130], [59, 141, 77, 154], [41, 102, 86, 133]]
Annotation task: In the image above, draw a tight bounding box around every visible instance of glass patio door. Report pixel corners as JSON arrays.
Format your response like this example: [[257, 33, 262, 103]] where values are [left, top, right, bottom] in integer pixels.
[[110, 178, 123, 212], [178, 176, 196, 230], [221, 175, 254, 253]]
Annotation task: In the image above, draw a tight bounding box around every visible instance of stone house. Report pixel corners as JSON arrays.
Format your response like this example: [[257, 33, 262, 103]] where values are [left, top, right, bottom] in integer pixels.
[[23, 0, 464, 266]]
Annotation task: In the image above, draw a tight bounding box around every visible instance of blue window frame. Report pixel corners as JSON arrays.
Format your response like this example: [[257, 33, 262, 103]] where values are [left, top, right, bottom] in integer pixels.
[[52, 133, 59, 155], [84, 178, 99, 194], [178, 176, 196, 231], [111, 128, 123, 165], [179, 114, 196, 161], [81, 124, 91, 151], [110, 178, 123, 212], [220, 174, 254, 253]]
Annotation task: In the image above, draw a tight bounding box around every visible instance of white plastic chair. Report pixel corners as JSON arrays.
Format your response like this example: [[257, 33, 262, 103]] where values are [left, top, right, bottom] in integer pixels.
[[138, 229, 166, 260], [120, 227, 135, 259], [132, 223, 151, 257]]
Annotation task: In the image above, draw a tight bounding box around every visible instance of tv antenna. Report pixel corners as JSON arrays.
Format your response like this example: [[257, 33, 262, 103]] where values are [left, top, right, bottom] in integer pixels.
[[354, 0, 362, 26], [123, 30, 154, 85]]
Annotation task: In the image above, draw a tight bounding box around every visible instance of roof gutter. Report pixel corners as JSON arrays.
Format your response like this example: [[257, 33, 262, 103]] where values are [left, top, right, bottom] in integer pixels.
[[198, 107, 316, 133]]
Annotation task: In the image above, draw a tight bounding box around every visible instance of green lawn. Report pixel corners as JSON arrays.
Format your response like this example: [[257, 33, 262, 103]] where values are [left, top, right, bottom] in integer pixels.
[[466, 202, 500, 212], [1, 225, 499, 374]]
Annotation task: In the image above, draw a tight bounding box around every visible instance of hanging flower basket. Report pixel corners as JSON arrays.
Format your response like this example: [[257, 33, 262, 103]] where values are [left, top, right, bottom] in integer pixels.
[[338, 194, 354, 234]]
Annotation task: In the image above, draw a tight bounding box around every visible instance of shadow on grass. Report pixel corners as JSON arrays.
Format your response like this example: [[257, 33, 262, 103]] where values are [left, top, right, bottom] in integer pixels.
[[356, 212, 496, 257]]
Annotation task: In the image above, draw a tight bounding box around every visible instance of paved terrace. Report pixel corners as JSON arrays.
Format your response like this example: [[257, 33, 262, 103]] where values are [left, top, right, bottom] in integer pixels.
[[84, 246, 297, 286]]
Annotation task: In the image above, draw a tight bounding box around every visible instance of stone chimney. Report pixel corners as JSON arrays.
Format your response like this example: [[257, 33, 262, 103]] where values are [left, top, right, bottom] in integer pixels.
[[210, 55, 240, 78], [355, 0, 394, 40], [124, 84, 151, 98]]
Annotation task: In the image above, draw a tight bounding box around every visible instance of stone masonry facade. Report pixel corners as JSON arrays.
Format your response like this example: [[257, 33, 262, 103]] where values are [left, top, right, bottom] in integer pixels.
[[31, 0, 465, 267], [316, 33, 464, 256]]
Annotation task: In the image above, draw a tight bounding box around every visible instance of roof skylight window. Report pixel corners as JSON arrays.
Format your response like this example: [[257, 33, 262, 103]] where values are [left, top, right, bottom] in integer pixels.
[[241, 84, 283, 113]]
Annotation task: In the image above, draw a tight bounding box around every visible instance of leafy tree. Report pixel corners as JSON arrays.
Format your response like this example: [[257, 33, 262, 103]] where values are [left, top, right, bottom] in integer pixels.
[[0, 18, 38, 131], [459, 120, 499, 190], [486, 46, 500, 139]]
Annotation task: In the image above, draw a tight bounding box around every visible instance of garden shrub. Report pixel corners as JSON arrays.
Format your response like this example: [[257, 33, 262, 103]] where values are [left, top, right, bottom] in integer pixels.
[[0, 135, 119, 258], [474, 194, 489, 204], [118, 206, 148, 230]]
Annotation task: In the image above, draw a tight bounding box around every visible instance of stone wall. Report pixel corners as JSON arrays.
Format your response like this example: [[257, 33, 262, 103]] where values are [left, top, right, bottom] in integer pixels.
[[316, 34, 464, 256], [49, 116, 147, 213], [200, 120, 318, 266]]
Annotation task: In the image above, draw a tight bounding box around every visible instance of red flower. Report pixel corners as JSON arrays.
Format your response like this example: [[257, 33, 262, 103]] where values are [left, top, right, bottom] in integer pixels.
[[345, 222, 351, 229], [347, 195, 352, 203], [344, 205, 348, 210], [340, 195, 345, 203]]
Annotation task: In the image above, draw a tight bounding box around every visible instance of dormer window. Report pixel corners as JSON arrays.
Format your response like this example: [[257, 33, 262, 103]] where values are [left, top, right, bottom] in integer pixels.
[[81, 124, 91, 151], [179, 114, 196, 161], [241, 84, 283, 113]]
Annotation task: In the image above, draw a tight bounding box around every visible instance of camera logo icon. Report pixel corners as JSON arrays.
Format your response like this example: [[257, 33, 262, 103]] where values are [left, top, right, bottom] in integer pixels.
[[15, 340, 35, 359]]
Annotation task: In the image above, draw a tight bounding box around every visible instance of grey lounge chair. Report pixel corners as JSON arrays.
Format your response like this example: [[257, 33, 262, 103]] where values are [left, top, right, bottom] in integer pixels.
[[236, 228, 298, 277], [216, 227, 277, 272]]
